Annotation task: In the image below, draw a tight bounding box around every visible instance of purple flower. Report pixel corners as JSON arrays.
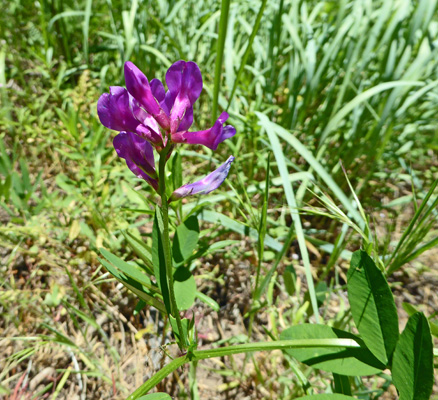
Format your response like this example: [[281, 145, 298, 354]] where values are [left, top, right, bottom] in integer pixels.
[[169, 156, 235, 202], [165, 61, 203, 135], [97, 87, 162, 144], [113, 131, 158, 191], [97, 60, 236, 194], [124, 62, 171, 131], [97, 60, 236, 149]]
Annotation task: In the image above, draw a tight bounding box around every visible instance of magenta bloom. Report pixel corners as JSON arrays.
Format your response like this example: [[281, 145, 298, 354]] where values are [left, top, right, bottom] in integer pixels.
[[98, 60, 236, 149], [97, 60, 235, 196]]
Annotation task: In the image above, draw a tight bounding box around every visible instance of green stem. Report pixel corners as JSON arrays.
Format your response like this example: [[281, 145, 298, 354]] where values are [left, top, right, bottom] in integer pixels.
[[189, 361, 199, 400], [158, 145, 186, 350], [126, 338, 361, 399], [127, 355, 187, 400], [212, 0, 231, 121]]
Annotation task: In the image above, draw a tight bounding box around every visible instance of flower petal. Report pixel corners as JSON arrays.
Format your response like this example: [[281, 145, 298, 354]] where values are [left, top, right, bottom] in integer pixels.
[[177, 106, 193, 132], [166, 61, 203, 103], [124, 62, 170, 129], [97, 86, 140, 133], [130, 99, 163, 144], [150, 78, 166, 102], [171, 111, 236, 150], [113, 131, 158, 190], [165, 61, 202, 133], [169, 156, 234, 201]]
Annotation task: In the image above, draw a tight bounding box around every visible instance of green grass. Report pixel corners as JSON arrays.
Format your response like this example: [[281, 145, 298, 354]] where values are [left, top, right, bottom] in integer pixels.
[[1, 0, 438, 398]]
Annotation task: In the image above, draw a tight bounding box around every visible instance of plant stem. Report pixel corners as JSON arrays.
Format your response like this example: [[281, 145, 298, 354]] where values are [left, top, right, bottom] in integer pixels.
[[126, 338, 361, 399], [158, 144, 186, 350], [189, 361, 199, 400]]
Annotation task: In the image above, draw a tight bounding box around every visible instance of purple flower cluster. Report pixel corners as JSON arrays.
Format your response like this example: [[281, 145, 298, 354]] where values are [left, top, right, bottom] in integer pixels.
[[97, 61, 235, 200]]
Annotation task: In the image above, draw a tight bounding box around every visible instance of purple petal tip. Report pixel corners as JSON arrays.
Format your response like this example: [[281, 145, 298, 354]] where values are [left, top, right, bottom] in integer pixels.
[[169, 156, 235, 202]]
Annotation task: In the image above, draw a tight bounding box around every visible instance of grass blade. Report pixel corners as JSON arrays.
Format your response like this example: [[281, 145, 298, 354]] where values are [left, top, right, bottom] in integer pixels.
[[260, 114, 320, 323], [212, 0, 231, 121]]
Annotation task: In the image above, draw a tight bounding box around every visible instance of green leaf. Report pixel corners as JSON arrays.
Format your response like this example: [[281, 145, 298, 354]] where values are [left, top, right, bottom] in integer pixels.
[[226, 0, 267, 108], [169, 316, 193, 344], [97, 257, 166, 314], [152, 209, 171, 314], [304, 281, 328, 317], [280, 324, 384, 376], [195, 291, 220, 312], [392, 312, 434, 400], [134, 300, 147, 316], [256, 112, 363, 227], [333, 373, 352, 396], [297, 395, 357, 400], [171, 151, 182, 191], [122, 230, 154, 275], [262, 116, 320, 323], [283, 264, 297, 296], [404, 303, 438, 338], [174, 267, 196, 310], [347, 250, 399, 364], [138, 393, 172, 400], [172, 215, 200, 264], [99, 248, 158, 293]]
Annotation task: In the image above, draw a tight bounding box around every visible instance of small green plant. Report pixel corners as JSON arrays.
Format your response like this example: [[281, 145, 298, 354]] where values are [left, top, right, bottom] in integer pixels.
[[95, 60, 435, 399]]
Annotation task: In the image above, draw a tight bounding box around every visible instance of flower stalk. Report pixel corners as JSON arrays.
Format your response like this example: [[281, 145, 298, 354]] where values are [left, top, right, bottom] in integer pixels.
[[158, 143, 187, 350], [126, 338, 361, 400], [97, 59, 236, 349]]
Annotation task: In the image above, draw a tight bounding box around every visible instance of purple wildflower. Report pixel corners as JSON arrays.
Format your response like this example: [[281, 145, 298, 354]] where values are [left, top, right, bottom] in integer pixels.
[[97, 60, 235, 195], [170, 156, 235, 202], [97, 60, 236, 149]]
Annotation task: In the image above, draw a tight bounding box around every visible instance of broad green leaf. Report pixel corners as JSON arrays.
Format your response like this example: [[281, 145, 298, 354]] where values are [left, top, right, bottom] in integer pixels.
[[392, 312, 433, 400], [333, 373, 352, 396], [172, 215, 199, 264], [297, 395, 357, 400], [347, 250, 399, 364], [174, 267, 196, 310], [138, 393, 172, 400], [152, 208, 171, 314], [403, 303, 438, 337], [280, 324, 384, 376]]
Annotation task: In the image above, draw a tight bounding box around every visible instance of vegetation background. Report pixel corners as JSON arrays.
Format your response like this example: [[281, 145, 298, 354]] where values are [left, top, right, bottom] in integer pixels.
[[1, 0, 437, 398]]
